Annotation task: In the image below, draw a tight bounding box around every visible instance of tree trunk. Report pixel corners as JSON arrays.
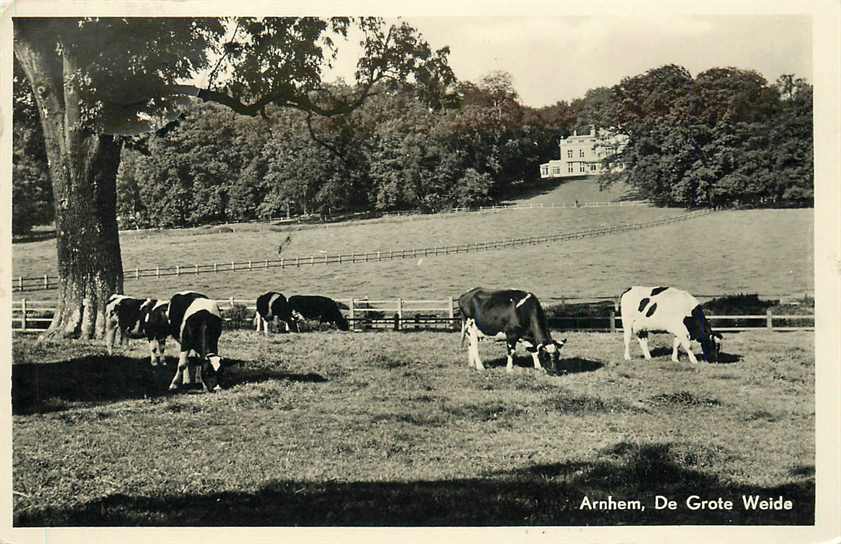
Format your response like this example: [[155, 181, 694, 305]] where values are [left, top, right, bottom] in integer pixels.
[[15, 24, 124, 340]]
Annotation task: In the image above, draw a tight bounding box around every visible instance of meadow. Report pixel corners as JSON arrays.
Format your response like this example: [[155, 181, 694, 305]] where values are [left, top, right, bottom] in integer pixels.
[[11, 179, 815, 526], [13, 207, 813, 304], [12, 328, 814, 526]]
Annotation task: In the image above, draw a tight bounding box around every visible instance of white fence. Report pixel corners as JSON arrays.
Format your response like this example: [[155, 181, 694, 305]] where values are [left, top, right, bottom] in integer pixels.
[[13, 209, 708, 293], [11, 297, 814, 334]]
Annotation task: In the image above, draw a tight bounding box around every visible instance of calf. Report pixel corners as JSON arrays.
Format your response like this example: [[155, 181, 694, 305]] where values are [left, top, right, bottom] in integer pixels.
[[287, 295, 349, 331], [167, 291, 223, 391], [620, 286, 723, 364], [254, 291, 293, 335], [458, 287, 566, 373]]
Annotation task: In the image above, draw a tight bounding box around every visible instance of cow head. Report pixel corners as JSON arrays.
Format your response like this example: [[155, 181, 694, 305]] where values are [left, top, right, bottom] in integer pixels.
[[700, 332, 723, 363], [541, 338, 567, 371], [201, 354, 224, 392]]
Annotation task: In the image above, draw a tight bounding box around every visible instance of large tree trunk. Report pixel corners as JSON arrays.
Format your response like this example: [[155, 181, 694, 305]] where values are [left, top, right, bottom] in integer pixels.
[[15, 23, 124, 340]]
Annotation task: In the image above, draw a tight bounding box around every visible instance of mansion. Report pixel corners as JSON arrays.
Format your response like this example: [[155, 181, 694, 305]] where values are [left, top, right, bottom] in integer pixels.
[[540, 126, 628, 179]]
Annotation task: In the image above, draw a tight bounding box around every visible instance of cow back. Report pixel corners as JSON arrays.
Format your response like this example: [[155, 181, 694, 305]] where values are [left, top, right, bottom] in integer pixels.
[[168, 291, 209, 340]]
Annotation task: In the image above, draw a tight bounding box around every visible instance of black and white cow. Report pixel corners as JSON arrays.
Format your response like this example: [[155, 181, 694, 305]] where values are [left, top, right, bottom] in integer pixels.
[[458, 287, 566, 373], [620, 286, 723, 364], [105, 295, 154, 354], [106, 294, 172, 366], [254, 291, 293, 335], [167, 291, 223, 391], [287, 295, 349, 331]]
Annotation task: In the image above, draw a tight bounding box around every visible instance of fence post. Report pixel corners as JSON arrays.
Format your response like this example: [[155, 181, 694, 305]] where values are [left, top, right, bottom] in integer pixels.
[[609, 309, 616, 333], [349, 299, 355, 330], [214, 263, 218, 273], [21, 299, 27, 331], [229, 297, 234, 309], [156, 266, 160, 278], [448, 296, 455, 330], [248, 260, 252, 271], [766, 309, 773, 330], [176, 265, 180, 276], [396, 298, 403, 331], [18, 277, 22, 292], [44, 274, 49, 289], [135, 267, 140, 280], [194, 264, 199, 275], [265, 259, 269, 268]]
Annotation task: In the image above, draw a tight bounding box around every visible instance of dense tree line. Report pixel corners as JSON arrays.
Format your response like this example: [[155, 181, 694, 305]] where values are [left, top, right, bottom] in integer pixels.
[[601, 66, 813, 207], [14, 63, 813, 233], [114, 71, 575, 228]]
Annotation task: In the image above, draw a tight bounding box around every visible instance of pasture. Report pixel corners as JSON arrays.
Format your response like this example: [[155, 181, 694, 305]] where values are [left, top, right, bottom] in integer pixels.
[[12, 328, 813, 526], [12, 208, 813, 302]]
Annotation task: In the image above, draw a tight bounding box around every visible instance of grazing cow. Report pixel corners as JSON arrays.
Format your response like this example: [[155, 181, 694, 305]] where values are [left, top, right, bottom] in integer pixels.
[[620, 286, 723, 364], [287, 295, 349, 331], [106, 294, 173, 366], [254, 291, 293, 335], [105, 295, 155, 355], [167, 291, 223, 391], [458, 287, 566, 373]]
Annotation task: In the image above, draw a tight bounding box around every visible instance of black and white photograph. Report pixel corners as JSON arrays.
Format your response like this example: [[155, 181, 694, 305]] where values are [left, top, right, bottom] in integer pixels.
[[2, 0, 840, 540]]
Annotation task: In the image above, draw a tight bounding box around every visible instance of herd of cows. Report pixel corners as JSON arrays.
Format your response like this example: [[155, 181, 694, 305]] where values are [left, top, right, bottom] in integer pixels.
[[105, 285, 723, 393]]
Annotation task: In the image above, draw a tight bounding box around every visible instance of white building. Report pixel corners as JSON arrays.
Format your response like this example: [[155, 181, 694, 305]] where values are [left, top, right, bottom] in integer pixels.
[[540, 126, 628, 179]]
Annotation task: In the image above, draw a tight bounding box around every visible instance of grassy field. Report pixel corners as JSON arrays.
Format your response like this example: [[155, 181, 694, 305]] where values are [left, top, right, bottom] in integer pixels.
[[12, 328, 814, 526], [12, 208, 813, 304]]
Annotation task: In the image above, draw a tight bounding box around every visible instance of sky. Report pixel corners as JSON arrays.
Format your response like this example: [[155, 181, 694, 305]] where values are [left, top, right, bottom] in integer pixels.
[[328, 15, 812, 107]]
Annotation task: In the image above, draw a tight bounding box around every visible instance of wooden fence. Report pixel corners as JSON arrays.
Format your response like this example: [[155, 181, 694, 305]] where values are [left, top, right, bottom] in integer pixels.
[[13, 209, 711, 293], [11, 296, 814, 334]]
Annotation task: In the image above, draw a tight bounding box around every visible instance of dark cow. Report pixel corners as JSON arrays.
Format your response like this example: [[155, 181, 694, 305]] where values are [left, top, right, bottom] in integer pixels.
[[287, 295, 349, 331], [458, 287, 566, 373], [106, 295, 171, 366], [167, 291, 223, 391], [106, 295, 154, 354], [620, 286, 723, 364], [254, 291, 293, 335]]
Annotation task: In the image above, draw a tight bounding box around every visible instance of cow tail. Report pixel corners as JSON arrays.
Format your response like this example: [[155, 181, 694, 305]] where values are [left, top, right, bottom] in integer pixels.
[[460, 318, 468, 347]]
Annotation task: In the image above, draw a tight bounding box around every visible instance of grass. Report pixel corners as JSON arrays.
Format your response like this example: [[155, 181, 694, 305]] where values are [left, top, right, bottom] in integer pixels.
[[13, 208, 813, 304], [12, 328, 814, 526]]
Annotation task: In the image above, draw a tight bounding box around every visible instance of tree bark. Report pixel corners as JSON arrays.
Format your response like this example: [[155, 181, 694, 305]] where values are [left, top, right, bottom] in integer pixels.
[[15, 23, 124, 340]]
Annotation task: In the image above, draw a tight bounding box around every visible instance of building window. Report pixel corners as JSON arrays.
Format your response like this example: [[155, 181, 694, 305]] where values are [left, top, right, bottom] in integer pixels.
[[590, 164, 597, 172], [579, 149, 585, 158], [551, 167, 560, 175], [541, 165, 549, 176], [567, 150, 573, 159], [580, 164, 586, 173], [568, 164, 574, 173]]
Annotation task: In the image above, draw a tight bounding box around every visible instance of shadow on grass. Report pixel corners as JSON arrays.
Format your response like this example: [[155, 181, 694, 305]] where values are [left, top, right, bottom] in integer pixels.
[[14, 441, 813, 526], [480, 356, 604, 375], [12, 356, 326, 414], [647, 347, 741, 364]]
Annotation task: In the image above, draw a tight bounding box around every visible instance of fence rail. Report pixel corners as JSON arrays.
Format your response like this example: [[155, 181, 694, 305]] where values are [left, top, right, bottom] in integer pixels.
[[11, 297, 814, 334], [13, 209, 711, 293]]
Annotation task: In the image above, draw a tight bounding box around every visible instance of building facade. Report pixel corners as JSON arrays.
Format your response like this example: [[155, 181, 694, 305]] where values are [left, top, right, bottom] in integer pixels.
[[540, 126, 628, 179]]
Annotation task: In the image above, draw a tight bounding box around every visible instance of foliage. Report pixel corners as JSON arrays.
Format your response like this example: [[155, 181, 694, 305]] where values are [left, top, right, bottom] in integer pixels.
[[12, 60, 53, 235], [602, 66, 812, 208]]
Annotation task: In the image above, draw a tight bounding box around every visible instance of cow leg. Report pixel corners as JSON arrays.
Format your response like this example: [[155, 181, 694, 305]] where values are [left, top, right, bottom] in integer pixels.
[[157, 338, 166, 365], [148, 340, 158, 366], [169, 351, 189, 390], [272, 316, 279, 335], [623, 326, 633, 360], [469, 332, 484, 370], [530, 350, 543, 371], [637, 332, 652, 360], [678, 335, 699, 364], [505, 342, 516, 373], [671, 337, 681, 362], [106, 322, 117, 356], [254, 313, 261, 333]]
